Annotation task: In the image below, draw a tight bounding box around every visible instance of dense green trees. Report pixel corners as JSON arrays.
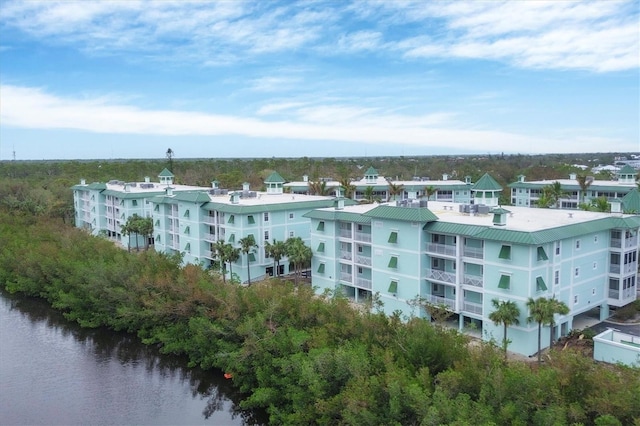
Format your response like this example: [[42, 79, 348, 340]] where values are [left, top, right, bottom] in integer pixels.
[[2, 211, 638, 425]]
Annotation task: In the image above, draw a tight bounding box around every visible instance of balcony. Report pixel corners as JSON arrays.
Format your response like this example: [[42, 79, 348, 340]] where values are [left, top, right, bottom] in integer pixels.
[[463, 301, 483, 315], [355, 277, 372, 289], [463, 274, 483, 288], [355, 255, 372, 266], [340, 251, 353, 261], [426, 243, 456, 257], [204, 233, 216, 242], [203, 250, 214, 259], [340, 229, 352, 238], [608, 289, 619, 299], [610, 264, 620, 274], [426, 295, 455, 310], [340, 272, 353, 283], [354, 232, 372, 243], [463, 246, 483, 259], [204, 216, 217, 225], [427, 269, 456, 284]]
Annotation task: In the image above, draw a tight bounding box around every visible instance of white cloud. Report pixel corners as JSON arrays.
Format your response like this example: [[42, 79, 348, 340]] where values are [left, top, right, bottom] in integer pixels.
[[2, 84, 634, 154]]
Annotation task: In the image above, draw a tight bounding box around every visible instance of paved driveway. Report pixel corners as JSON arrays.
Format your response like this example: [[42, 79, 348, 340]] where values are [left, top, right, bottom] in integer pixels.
[[588, 321, 640, 337]]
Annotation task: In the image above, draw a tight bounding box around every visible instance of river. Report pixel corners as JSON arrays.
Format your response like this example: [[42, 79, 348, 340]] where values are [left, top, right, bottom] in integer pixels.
[[0, 290, 266, 425]]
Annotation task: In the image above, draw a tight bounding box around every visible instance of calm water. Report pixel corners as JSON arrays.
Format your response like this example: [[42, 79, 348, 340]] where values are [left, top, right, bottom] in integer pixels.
[[0, 290, 265, 425]]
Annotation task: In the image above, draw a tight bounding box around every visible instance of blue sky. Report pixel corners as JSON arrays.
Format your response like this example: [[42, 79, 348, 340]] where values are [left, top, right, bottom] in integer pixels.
[[0, 0, 638, 160]]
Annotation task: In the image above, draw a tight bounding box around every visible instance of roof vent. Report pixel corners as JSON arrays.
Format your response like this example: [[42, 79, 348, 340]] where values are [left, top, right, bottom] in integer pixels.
[[568, 213, 573, 218]]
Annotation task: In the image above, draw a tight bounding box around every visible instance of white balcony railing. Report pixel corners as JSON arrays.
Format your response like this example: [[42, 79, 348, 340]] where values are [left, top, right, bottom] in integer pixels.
[[624, 263, 637, 274], [203, 250, 214, 259], [610, 264, 621, 274], [340, 251, 353, 260], [427, 295, 455, 310], [426, 243, 456, 257], [203, 233, 216, 241], [356, 277, 372, 289], [609, 289, 619, 299], [354, 232, 372, 242], [355, 255, 372, 266], [204, 217, 217, 225], [340, 229, 352, 238], [427, 269, 456, 284], [610, 238, 621, 248], [340, 273, 353, 283], [463, 274, 483, 287], [463, 301, 483, 315], [463, 246, 483, 259]]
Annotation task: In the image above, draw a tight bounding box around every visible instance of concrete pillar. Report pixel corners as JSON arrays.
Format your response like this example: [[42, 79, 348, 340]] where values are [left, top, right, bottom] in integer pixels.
[[459, 314, 465, 331], [599, 303, 610, 321]]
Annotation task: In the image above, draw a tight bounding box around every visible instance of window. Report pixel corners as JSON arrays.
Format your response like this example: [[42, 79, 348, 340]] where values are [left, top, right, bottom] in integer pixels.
[[317, 263, 325, 273], [317, 221, 325, 231], [388, 256, 398, 268], [575, 240, 581, 250], [132, 200, 138, 207], [317, 242, 325, 252], [536, 277, 547, 292], [432, 258, 440, 269], [498, 274, 511, 290], [264, 231, 269, 241], [154, 205, 159, 212], [248, 215, 255, 224], [289, 231, 294, 238], [452, 261, 457, 270], [388, 280, 398, 294], [264, 212, 269, 222], [554, 270, 560, 285], [183, 209, 189, 218], [155, 220, 160, 226], [228, 215, 235, 224], [537, 246, 548, 261], [499, 245, 511, 260], [555, 242, 561, 256], [184, 226, 190, 235], [184, 243, 191, 252], [248, 253, 256, 262], [574, 295, 579, 305], [388, 231, 398, 244], [156, 234, 161, 242], [358, 245, 363, 253], [289, 213, 294, 219], [574, 267, 580, 277], [229, 234, 235, 243]]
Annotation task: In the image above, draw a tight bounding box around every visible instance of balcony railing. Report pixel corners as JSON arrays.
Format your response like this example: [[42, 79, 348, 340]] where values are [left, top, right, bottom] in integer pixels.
[[355, 255, 372, 266], [355, 277, 372, 289], [610, 238, 621, 248], [203, 250, 215, 259], [610, 264, 620, 274], [354, 232, 372, 242], [426, 243, 456, 257], [340, 273, 353, 283], [626, 236, 638, 247], [340, 229, 352, 238], [340, 251, 353, 260], [608, 289, 619, 299], [463, 246, 483, 259], [463, 274, 483, 287], [624, 263, 637, 274], [427, 269, 456, 284], [204, 233, 216, 242], [623, 288, 635, 299], [204, 217, 217, 225], [427, 295, 455, 310], [463, 301, 483, 315]]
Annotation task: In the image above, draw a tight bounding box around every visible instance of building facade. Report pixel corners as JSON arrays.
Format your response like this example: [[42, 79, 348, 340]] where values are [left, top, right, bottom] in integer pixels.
[[306, 200, 640, 357]]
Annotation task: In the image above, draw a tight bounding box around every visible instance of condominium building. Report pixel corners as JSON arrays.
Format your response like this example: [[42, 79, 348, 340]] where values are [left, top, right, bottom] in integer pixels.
[[509, 165, 639, 210], [305, 198, 639, 357]]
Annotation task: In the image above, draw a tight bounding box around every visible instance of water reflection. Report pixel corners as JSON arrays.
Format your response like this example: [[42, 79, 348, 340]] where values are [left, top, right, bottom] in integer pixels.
[[1, 291, 266, 425]]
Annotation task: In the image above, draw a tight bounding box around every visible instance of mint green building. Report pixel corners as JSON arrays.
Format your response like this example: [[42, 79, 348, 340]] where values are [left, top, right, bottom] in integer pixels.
[[509, 165, 639, 209], [306, 199, 640, 357]]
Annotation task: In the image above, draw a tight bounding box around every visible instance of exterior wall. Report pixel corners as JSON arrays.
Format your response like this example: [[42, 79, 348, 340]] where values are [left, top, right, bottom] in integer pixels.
[[594, 329, 640, 367]]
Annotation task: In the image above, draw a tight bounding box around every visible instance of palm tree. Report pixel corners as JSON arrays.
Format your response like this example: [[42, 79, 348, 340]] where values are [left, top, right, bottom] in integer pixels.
[[527, 297, 549, 364], [591, 196, 610, 212], [575, 174, 593, 205], [224, 244, 241, 284], [387, 182, 404, 202], [138, 217, 154, 250], [339, 178, 356, 199], [213, 240, 228, 283], [363, 186, 376, 204], [239, 235, 258, 285], [423, 185, 438, 201], [543, 181, 566, 209], [546, 296, 569, 349], [265, 239, 286, 277], [285, 237, 312, 285], [309, 180, 329, 196], [488, 299, 521, 361]]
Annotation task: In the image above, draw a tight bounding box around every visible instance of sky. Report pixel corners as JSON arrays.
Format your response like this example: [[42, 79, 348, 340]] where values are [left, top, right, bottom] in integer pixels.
[[0, 0, 638, 161]]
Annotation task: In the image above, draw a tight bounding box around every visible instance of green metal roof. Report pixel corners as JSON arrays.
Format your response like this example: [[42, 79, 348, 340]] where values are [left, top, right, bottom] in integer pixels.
[[472, 173, 502, 191], [158, 168, 174, 177], [172, 191, 212, 203], [622, 189, 640, 213], [265, 171, 286, 183], [491, 207, 511, 214], [363, 205, 439, 222], [304, 208, 372, 224], [618, 164, 637, 175], [364, 166, 378, 176], [425, 215, 640, 245]]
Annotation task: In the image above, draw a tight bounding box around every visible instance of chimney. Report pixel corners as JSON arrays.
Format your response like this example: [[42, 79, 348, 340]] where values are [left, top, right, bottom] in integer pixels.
[[491, 207, 510, 226], [80, 178, 86, 185], [518, 175, 525, 183], [211, 180, 219, 189], [166, 187, 174, 196], [569, 173, 577, 180], [124, 183, 131, 192], [303, 175, 308, 182], [465, 176, 471, 184], [230, 192, 240, 204], [242, 182, 250, 191], [442, 173, 449, 181], [144, 176, 150, 183], [335, 199, 345, 210]]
